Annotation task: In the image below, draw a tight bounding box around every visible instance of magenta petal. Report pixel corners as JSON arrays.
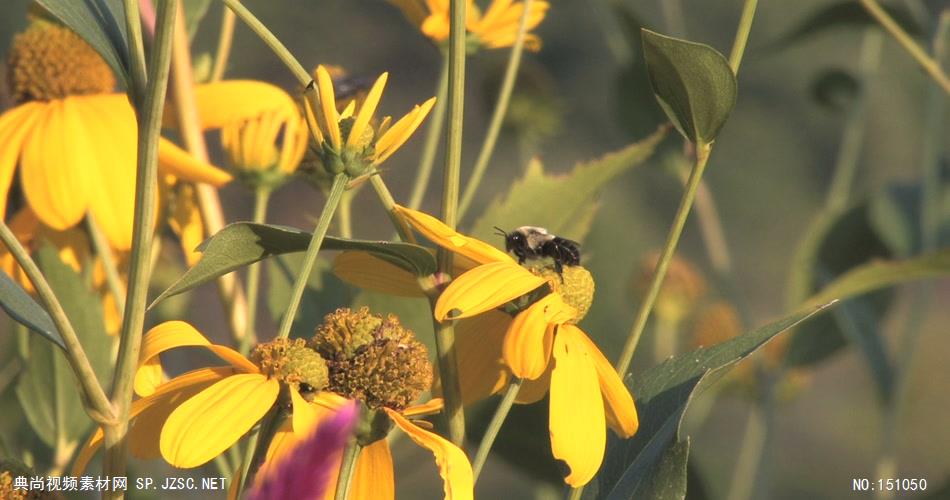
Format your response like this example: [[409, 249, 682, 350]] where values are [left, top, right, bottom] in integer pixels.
[[248, 400, 358, 500]]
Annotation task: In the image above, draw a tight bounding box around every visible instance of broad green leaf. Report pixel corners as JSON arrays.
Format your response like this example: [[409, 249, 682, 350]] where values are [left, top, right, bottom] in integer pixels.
[[593, 304, 832, 499], [183, 0, 214, 38], [15, 245, 112, 447], [34, 0, 130, 89], [268, 254, 353, 339], [0, 271, 64, 350], [768, 1, 923, 50], [641, 29, 737, 145], [151, 222, 437, 306], [470, 127, 667, 244]]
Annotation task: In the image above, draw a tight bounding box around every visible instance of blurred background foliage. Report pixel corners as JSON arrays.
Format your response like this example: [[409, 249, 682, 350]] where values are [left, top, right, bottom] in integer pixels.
[[1, 0, 948, 498]]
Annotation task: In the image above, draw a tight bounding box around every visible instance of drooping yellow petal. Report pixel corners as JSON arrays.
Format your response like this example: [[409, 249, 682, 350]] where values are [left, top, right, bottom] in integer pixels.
[[168, 184, 205, 266], [161, 373, 280, 468], [346, 72, 388, 148], [452, 311, 511, 404], [166, 80, 298, 129], [514, 361, 551, 404], [158, 139, 233, 186], [20, 100, 90, 231], [350, 440, 395, 500], [394, 205, 513, 265], [333, 251, 426, 297], [0, 102, 43, 220], [549, 326, 606, 487], [571, 326, 638, 438], [73, 367, 232, 475], [315, 66, 342, 149], [290, 386, 318, 434], [373, 97, 436, 164], [135, 321, 258, 396], [385, 409, 474, 500], [403, 398, 444, 417], [434, 261, 546, 320], [503, 295, 566, 379]]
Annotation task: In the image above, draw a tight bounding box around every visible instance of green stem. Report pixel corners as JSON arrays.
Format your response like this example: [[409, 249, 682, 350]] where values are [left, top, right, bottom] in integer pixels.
[[85, 213, 127, 312], [334, 439, 362, 500], [728, 0, 758, 73], [123, 0, 148, 101], [220, 0, 310, 86], [725, 401, 767, 500], [433, 0, 468, 446], [616, 144, 711, 376], [105, 0, 177, 490], [275, 174, 348, 339], [859, 0, 950, 95], [338, 189, 355, 239], [457, 0, 532, 220], [408, 57, 449, 211], [473, 378, 523, 481], [370, 175, 414, 243], [240, 187, 272, 353], [209, 6, 236, 82], [236, 425, 260, 496]]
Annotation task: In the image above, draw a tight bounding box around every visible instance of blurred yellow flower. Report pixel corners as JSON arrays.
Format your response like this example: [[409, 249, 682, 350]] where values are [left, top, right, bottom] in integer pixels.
[[388, 0, 550, 51], [333, 206, 638, 487], [1, 21, 232, 250], [305, 65, 436, 178]]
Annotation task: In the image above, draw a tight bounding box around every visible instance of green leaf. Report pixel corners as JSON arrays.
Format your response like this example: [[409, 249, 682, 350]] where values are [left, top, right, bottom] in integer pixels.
[[151, 222, 437, 306], [183, 0, 214, 38], [34, 0, 130, 88], [15, 245, 112, 448], [640, 29, 737, 145], [593, 304, 832, 499], [769, 1, 923, 50], [0, 271, 64, 350], [470, 127, 667, 244]]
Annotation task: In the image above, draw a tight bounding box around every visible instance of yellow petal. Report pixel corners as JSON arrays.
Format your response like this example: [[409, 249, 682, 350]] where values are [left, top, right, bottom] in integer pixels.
[[514, 361, 551, 404], [571, 326, 638, 438], [257, 396, 341, 482], [167, 80, 298, 129], [549, 326, 606, 487], [135, 321, 258, 396], [0, 102, 43, 220], [73, 367, 232, 475], [441, 310, 510, 404], [168, 184, 206, 266], [503, 295, 564, 379], [158, 139, 233, 186], [373, 97, 436, 164], [403, 398, 444, 417], [316, 66, 342, 149], [161, 373, 279, 468], [386, 409, 474, 500], [350, 440, 395, 500], [434, 261, 546, 320], [333, 251, 426, 297], [290, 386, 319, 434], [21, 100, 90, 231], [339, 99, 356, 120], [346, 72, 387, 148], [394, 205, 513, 265]]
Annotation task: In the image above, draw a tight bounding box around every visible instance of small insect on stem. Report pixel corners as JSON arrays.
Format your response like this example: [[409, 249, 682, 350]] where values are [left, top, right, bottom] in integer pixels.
[[495, 226, 581, 275]]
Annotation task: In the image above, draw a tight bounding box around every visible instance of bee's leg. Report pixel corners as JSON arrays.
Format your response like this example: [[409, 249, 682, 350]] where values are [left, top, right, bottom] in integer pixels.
[[554, 260, 564, 278]]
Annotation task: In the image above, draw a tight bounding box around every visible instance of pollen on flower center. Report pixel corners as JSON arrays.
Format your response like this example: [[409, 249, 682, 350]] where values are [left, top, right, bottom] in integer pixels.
[[310, 307, 432, 411], [249, 338, 329, 392], [532, 265, 595, 322], [7, 21, 116, 103]]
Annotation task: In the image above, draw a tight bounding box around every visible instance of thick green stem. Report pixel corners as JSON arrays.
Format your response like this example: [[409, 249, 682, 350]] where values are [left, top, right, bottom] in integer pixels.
[[334, 440, 362, 500], [240, 187, 272, 353], [209, 6, 236, 82], [433, 0, 468, 446], [457, 0, 533, 220], [123, 0, 148, 101], [859, 0, 950, 95], [728, 0, 758, 73], [408, 58, 450, 211], [616, 144, 711, 376], [105, 0, 176, 491], [275, 174, 348, 339], [338, 189, 355, 239], [85, 214, 127, 313], [473, 378, 523, 481]]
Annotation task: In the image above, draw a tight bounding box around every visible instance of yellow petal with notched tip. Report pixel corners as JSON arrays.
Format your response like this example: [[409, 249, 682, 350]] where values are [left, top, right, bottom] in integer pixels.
[[350, 440, 395, 500], [386, 409, 474, 500], [0, 102, 44, 220], [549, 326, 606, 487], [435, 261, 545, 320], [21, 100, 90, 231], [135, 321, 258, 397], [503, 294, 572, 379], [571, 326, 638, 437], [161, 373, 279, 468], [393, 205, 513, 265]]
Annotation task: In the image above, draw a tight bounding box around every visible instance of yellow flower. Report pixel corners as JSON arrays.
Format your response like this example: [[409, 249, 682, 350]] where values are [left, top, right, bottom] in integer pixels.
[[305, 65, 436, 178], [333, 206, 638, 487], [73, 321, 331, 472], [1, 21, 232, 250], [388, 0, 550, 51]]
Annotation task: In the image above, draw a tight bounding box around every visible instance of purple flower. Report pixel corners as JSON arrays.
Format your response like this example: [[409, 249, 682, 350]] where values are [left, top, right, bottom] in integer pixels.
[[247, 401, 358, 500]]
